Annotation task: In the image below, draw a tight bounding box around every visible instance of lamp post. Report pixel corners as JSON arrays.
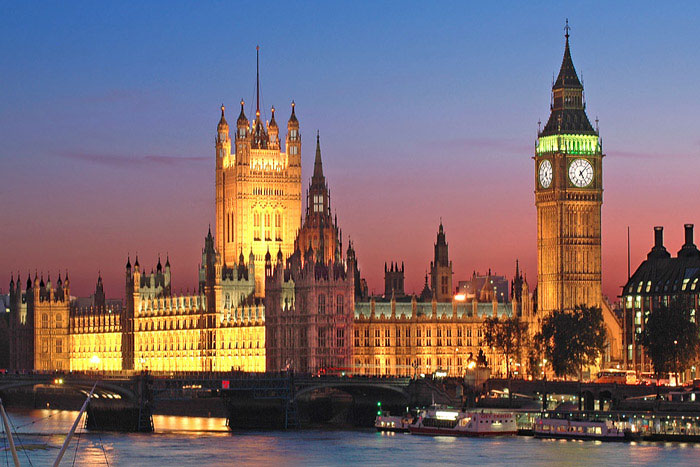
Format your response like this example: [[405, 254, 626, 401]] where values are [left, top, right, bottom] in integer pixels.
[[454, 348, 459, 377], [673, 339, 679, 386]]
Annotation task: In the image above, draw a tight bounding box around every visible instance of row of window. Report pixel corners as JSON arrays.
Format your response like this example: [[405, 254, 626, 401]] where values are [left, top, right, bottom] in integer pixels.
[[317, 295, 344, 314], [253, 211, 283, 241]]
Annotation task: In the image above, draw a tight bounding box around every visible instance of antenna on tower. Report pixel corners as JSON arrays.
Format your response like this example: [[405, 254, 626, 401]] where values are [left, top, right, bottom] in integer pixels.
[[256, 45, 260, 115], [537, 119, 542, 134], [627, 226, 631, 280], [565, 18, 570, 40]]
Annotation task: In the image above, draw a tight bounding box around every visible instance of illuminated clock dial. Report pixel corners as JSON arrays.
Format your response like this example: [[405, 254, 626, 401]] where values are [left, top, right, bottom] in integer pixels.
[[538, 160, 553, 188], [568, 158, 593, 187]]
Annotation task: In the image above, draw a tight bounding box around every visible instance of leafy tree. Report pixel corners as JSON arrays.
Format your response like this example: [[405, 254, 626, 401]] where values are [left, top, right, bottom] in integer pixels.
[[482, 316, 528, 378], [535, 305, 608, 379], [637, 297, 700, 379]]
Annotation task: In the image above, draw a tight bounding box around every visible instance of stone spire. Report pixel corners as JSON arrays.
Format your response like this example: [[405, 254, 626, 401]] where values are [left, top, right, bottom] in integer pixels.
[[313, 130, 324, 182]]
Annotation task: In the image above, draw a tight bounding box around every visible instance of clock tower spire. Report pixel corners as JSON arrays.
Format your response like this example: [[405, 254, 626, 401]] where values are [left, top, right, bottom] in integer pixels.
[[535, 22, 604, 315]]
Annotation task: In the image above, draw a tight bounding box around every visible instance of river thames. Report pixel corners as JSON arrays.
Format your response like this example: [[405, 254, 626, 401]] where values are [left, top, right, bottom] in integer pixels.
[[2, 410, 699, 466]]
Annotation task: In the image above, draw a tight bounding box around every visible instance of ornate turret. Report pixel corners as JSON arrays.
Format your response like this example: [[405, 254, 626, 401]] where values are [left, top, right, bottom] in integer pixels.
[[236, 99, 248, 138], [217, 104, 229, 132], [268, 106, 279, 149]]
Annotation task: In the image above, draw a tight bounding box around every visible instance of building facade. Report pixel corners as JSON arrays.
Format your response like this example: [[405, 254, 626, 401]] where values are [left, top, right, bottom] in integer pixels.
[[265, 135, 356, 374], [623, 224, 700, 376], [353, 262, 535, 377], [430, 223, 453, 302], [215, 51, 302, 296], [535, 27, 603, 314]]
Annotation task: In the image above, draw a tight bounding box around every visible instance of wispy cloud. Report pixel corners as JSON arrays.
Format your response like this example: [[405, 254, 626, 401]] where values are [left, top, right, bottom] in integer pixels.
[[57, 152, 208, 168]]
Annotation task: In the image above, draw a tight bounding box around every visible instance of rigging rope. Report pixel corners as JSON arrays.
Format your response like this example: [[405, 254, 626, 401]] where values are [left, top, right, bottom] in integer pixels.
[[8, 415, 33, 466]]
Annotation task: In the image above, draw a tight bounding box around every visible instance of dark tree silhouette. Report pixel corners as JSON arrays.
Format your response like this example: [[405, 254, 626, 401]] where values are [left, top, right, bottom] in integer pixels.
[[535, 305, 607, 379], [637, 297, 700, 380], [483, 316, 528, 378]]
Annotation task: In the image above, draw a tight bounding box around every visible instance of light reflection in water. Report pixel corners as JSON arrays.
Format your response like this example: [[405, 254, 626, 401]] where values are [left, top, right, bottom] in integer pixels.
[[2, 410, 700, 466]]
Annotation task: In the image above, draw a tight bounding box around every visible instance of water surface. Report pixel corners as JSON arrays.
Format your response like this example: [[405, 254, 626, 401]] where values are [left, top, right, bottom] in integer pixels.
[[1, 410, 698, 466]]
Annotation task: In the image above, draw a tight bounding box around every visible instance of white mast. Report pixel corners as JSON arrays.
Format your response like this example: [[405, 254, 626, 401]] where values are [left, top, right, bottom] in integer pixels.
[[53, 382, 97, 467], [0, 398, 20, 467]]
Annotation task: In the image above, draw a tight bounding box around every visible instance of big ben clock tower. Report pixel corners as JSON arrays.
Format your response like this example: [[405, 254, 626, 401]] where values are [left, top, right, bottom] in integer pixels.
[[535, 22, 603, 315]]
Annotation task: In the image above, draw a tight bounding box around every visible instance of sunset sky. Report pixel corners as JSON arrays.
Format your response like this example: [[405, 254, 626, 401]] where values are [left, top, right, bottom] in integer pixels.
[[2, 2, 699, 301]]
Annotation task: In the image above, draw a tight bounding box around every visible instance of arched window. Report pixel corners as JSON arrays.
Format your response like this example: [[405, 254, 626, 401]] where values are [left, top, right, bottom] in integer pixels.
[[41, 313, 49, 328], [275, 212, 282, 241], [254, 211, 261, 240], [264, 212, 271, 241]]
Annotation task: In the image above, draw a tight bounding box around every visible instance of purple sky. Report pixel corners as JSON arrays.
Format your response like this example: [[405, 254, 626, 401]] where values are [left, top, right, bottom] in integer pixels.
[[2, 2, 699, 302]]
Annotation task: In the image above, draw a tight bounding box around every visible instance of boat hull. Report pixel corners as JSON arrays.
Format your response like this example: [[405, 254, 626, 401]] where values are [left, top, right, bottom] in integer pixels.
[[409, 426, 517, 437], [533, 432, 626, 442]]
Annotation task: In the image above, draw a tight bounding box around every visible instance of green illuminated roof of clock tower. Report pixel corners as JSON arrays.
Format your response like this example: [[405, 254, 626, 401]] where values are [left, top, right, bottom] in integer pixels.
[[539, 26, 597, 138]]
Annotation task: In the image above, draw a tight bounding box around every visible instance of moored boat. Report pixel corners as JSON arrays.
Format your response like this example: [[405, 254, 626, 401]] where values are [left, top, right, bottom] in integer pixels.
[[375, 411, 413, 433], [409, 407, 517, 437], [533, 417, 632, 441]]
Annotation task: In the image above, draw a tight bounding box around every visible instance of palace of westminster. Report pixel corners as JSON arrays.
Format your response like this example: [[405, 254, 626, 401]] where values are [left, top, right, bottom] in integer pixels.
[[4, 29, 632, 377]]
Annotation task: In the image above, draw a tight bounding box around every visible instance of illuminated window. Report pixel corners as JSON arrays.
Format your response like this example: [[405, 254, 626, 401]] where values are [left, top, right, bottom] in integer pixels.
[[275, 212, 282, 241], [253, 211, 261, 240], [290, 129, 298, 140], [264, 212, 271, 241], [313, 194, 323, 213]]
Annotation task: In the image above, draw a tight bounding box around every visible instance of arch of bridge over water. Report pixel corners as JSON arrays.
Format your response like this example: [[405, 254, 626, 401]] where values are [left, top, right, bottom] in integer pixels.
[[0, 374, 138, 402]]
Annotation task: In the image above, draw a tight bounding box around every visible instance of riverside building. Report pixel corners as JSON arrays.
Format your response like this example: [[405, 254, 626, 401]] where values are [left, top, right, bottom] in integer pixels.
[[622, 224, 700, 377]]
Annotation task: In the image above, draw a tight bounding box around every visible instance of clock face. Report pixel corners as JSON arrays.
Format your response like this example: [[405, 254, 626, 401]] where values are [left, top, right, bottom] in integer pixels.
[[568, 158, 594, 187], [539, 160, 552, 189]]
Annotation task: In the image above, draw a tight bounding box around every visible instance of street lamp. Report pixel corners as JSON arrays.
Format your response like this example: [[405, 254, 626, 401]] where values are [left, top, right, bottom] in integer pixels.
[[673, 339, 679, 386]]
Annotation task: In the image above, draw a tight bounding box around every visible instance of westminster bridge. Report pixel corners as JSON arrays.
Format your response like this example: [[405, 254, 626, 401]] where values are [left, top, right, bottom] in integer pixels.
[[0, 372, 440, 431], [0, 373, 679, 431]]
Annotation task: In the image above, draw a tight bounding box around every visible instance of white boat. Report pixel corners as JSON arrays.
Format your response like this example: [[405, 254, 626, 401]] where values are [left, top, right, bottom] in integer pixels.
[[409, 407, 517, 437], [375, 411, 413, 432], [533, 417, 630, 441]]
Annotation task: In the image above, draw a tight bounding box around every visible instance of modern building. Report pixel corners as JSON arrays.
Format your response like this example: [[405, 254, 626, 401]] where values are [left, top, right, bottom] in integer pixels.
[[623, 224, 700, 377]]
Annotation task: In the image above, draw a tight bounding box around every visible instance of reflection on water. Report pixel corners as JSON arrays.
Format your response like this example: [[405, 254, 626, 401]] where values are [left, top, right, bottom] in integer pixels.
[[2, 410, 700, 466]]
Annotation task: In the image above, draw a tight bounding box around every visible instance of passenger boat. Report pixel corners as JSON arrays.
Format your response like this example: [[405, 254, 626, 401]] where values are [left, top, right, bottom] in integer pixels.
[[409, 407, 517, 437], [533, 417, 630, 441], [374, 411, 413, 433]]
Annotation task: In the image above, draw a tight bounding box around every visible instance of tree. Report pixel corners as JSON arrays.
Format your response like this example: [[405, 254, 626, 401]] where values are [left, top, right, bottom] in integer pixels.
[[637, 297, 700, 380], [482, 316, 528, 378], [535, 305, 607, 379]]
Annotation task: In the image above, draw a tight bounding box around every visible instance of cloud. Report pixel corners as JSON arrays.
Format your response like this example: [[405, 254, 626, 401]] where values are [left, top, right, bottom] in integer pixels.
[[57, 152, 208, 168]]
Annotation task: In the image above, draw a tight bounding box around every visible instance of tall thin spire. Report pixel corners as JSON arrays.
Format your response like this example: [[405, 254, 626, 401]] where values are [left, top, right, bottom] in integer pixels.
[[313, 130, 324, 181], [256, 45, 260, 115]]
